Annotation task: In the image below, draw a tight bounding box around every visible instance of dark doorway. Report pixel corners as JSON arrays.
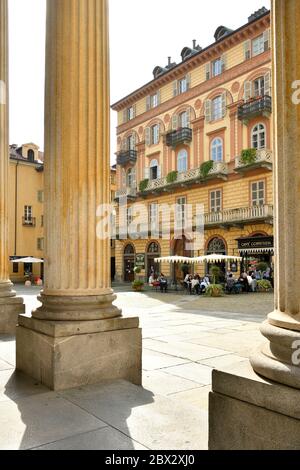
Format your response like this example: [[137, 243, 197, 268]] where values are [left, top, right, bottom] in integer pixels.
[[124, 244, 135, 282]]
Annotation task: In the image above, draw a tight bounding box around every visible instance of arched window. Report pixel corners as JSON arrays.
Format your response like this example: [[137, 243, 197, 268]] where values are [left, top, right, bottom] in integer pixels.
[[207, 237, 226, 254], [147, 242, 160, 254], [177, 149, 188, 173], [150, 159, 159, 180], [179, 111, 189, 128], [27, 149, 35, 162], [124, 244, 135, 255], [252, 123, 266, 149], [211, 138, 223, 162]]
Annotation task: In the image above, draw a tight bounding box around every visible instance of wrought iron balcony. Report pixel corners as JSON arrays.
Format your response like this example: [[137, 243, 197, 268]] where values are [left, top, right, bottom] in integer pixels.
[[165, 127, 192, 148], [22, 217, 36, 227], [115, 187, 137, 201], [238, 95, 272, 123], [235, 149, 273, 172], [139, 162, 229, 195], [199, 205, 273, 228], [116, 149, 137, 167]]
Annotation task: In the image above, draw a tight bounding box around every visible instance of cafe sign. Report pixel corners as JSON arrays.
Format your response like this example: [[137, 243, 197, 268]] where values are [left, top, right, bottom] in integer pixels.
[[237, 236, 274, 253]]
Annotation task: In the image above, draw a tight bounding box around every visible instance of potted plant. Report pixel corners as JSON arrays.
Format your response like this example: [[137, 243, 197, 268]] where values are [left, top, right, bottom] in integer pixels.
[[257, 279, 272, 292], [200, 160, 214, 179], [132, 280, 144, 292], [240, 148, 257, 166], [180, 263, 190, 278], [166, 171, 178, 184], [205, 265, 224, 297]]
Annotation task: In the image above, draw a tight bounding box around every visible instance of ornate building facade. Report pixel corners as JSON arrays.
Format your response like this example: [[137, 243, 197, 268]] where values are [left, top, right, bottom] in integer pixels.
[[112, 7, 273, 282]]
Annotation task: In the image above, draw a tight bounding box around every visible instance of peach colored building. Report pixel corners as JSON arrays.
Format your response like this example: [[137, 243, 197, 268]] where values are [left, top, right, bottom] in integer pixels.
[[112, 7, 273, 283]]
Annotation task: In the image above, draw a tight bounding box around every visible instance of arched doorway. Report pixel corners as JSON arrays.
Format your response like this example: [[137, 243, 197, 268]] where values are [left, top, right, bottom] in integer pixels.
[[146, 242, 160, 279], [123, 244, 135, 282], [206, 237, 227, 281], [173, 236, 192, 281]]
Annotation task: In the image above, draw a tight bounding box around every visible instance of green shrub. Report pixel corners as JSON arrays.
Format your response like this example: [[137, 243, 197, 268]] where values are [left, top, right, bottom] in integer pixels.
[[139, 179, 149, 192], [134, 266, 141, 274], [200, 160, 214, 178], [257, 280, 272, 292], [205, 284, 224, 297], [241, 148, 257, 165], [180, 263, 190, 275], [256, 262, 269, 273], [166, 171, 178, 184], [132, 280, 144, 291], [209, 265, 221, 284]]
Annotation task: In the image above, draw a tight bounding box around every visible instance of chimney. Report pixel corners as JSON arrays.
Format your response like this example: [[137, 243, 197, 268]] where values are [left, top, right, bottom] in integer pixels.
[[168, 56, 172, 66], [193, 40, 197, 49]]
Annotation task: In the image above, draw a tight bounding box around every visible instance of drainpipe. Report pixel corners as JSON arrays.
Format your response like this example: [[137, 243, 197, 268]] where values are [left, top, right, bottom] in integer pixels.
[[14, 162, 19, 256]]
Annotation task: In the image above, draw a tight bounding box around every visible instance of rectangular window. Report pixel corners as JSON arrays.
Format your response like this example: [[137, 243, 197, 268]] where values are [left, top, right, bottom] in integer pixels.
[[151, 125, 159, 145], [211, 96, 223, 121], [150, 93, 158, 108], [212, 58, 222, 77], [252, 34, 264, 57], [149, 203, 159, 232], [41, 215, 44, 227], [24, 205, 32, 222], [37, 190, 44, 203], [37, 238, 44, 251], [13, 263, 19, 274], [178, 77, 188, 94], [127, 207, 134, 226], [127, 135, 134, 150], [253, 77, 265, 98], [251, 181, 265, 206], [210, 190, 222, 213], [176, 197, 187, 229], [127, 106, 134, 121]]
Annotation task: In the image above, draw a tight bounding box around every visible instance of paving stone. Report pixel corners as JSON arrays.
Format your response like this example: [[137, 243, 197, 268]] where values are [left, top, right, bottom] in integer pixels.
[[169, 385, 211, 412], [143, 370, 201, 396], [162, 363, 213, 386], [0, 369, 47, 403], [142, 350, 190, 371]]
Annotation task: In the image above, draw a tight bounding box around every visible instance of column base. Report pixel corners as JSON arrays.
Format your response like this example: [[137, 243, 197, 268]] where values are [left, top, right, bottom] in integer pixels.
[[16, 314, 142, 391], [0, 295, 25, 334], [209, 361, 300, 450], [250, 320, 300, 389]]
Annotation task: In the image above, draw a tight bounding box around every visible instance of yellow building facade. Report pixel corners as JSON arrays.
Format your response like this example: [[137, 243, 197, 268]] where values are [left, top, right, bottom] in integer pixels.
[[8, 143, 44, 282], [112, 8, 274, 282]]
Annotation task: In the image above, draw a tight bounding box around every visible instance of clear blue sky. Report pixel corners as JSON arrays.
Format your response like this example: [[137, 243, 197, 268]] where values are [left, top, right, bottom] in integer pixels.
[[8, 0, 270, 161]]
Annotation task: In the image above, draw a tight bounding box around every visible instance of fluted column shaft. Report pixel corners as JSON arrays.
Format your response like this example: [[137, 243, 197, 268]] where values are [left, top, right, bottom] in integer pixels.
[[251, 0, 300, 389], [36, 0, 120, 321], [0, 0, 13, 297]]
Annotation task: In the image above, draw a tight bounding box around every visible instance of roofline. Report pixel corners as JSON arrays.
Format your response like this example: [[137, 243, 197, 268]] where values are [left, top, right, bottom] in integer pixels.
[[111, 9, 270, 111]]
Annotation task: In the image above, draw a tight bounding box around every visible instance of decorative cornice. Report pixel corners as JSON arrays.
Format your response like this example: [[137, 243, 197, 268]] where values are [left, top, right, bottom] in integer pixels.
[[116, 51, 271, 136], [112, 13, 270, 112]]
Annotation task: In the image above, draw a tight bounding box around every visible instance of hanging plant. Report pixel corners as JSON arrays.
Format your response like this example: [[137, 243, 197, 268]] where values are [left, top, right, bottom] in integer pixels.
[[139, 179, 149, 192], [200, 160, 214, 179], [241, 148, 257, 165], [166, 171, 178, 184]]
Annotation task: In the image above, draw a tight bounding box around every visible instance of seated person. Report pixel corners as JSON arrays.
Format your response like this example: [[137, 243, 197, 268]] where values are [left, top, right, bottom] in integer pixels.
[[191, 275, 200, 295], [200, 276, 210, 293], [226, 274, 236, 294], [149, 274, 155, 286], [183, 273, 192, 293], [159, 273, 168, 293]]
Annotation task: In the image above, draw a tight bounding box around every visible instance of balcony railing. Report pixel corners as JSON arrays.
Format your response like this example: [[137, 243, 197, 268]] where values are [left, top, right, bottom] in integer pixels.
[[165, 127, 192, 148], [140, 162, 229, 194], [200, 205, 273, 228], [238, 95, 272, 122], [235, 149, 273, 172], [22, 217, 36, 227], [116, 149, 137, 167], [115, 187, 137, 200]]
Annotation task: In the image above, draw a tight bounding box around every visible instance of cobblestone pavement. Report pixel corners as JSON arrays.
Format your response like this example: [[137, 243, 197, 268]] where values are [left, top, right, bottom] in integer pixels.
[[0, 285, 273, 450]]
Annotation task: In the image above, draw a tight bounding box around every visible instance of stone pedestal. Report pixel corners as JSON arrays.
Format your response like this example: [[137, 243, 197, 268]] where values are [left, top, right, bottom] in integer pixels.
[[17, 315, 141, 391], [209, 361, 300, 450], [0, 0, 24, 334], [16, 0, 142, 390]]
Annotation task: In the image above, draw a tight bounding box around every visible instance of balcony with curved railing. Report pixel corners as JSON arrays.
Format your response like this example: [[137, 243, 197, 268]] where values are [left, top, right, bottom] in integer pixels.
[[235, 149, 273, 172], [199, 204, 273, 228]]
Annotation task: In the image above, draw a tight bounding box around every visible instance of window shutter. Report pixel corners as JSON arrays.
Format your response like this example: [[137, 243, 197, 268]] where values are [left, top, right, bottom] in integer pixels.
[[146, 96, 151, 111], [122, 138, 127, 151], [221, 54, 227, 73], [133, 104, 136, 119], [244, 81, 252, 101], [123, 109, 127, 124], [132, 167, 136, 188], [132, 132, 136, 149], [186, 73, 191, 90], [186, 108, 191, 128], [263, 29, 270, 51], [222, 92, 227, 118], [205, 63, 211, 81], [264, 71, 271, 96], [244, 40, 251, 60], [172, 114, 178, 130], [145, 127, 151, 146], [122, 169, 126, 188], [157, 165, 161, 179], [173, 81, 178, 97], [157, 89, 161, 105], [204, 99, 212, 122], [157, 123, 161, 142], [144, 167, 150, 179]]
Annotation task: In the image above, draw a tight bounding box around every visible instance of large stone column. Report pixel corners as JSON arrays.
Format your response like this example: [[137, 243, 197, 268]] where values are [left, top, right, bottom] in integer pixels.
[[209, 1, 300, 449], [0, 0, 24, 334], [16, 0, 141, 390], [250, 0, 300, 389]]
